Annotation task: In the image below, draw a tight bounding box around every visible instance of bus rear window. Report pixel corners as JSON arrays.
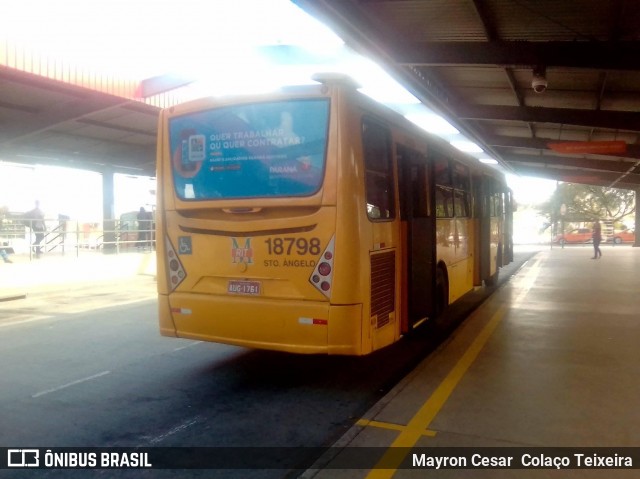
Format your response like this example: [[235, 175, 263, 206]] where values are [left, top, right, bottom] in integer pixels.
[[169, 99, 329, 200]]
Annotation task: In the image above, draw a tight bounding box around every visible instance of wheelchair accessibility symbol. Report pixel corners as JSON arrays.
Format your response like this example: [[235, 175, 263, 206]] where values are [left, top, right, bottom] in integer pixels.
[[178, 236, 192, 255]]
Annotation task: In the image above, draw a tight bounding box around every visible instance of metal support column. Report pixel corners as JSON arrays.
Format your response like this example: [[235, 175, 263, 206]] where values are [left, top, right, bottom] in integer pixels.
[[102, 169, 117, 254], [634, 189, 640, 247]]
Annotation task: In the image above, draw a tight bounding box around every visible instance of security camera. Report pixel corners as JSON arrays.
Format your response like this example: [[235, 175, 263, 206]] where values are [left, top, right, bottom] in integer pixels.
[[532, 66, 547, 93], [532, 76, 548, 93]]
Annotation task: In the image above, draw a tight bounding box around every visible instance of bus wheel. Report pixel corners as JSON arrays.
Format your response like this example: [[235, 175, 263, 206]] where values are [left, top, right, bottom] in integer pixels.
[[435, 266, 448, 319], [485, 270, 499, 286]]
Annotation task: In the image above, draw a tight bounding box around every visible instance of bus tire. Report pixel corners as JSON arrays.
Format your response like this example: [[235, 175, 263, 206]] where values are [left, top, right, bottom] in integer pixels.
[[435, 265, 449, 319], [485, 270, 499, 286]]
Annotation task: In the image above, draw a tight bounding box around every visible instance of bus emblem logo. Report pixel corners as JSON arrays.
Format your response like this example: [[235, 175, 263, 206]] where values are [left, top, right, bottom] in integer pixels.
[[231, 238, 253, 264]]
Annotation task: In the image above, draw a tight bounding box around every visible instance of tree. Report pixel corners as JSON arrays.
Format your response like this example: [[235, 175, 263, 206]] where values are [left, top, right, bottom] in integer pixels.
[[538, 183, 636, 227]]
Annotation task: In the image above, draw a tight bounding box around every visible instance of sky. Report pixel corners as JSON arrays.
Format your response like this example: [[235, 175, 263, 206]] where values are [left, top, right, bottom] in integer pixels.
[[0, 164, 155, 220], [1, 0, 345, 82], [506, 174, 557, 206], [0, 0, 556, 220]]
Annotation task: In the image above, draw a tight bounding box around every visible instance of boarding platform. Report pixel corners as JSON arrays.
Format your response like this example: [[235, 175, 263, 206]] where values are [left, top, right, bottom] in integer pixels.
[[0, 250, 156, 303], [305, 245, 640, 478]]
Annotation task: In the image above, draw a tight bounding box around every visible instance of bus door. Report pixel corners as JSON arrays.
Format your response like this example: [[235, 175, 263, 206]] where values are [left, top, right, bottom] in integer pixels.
[[398, 145, 436, 332]]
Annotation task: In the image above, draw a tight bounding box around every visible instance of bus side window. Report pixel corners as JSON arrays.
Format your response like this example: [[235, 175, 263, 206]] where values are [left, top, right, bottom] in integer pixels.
[[454, 190, 469, 217], [362, 119, 395, 221], [434, 156, 451, 187], [490, 194, 500, 217], [452, 161, 470, 217], [435, 186, 454, 218]]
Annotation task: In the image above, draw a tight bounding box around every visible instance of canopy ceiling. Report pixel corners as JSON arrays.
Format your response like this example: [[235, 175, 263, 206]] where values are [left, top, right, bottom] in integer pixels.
[[2, 0, 640, 190], [295, 0, 640, 190]]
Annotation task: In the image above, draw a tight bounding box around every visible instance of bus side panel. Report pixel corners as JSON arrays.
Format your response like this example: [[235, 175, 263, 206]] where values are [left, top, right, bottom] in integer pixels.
[[330, 92, 366, 307], [343, 99, 403, 354], [490, 216, 501, 275], [331, 139, 369, 354], [472, 217, 482, 286], [474, 173, 499, 285], [436, 217, 454, 304], [464, 217, 476, 292], [450, 218, 474, 303], [447, 262, 466, 303], [368, 220, 401, 352]]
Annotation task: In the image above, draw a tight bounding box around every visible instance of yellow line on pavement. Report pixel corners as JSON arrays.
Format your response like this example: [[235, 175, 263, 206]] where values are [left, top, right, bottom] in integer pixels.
[[356, 419, 437, 436], [365, 304, 508, 479]]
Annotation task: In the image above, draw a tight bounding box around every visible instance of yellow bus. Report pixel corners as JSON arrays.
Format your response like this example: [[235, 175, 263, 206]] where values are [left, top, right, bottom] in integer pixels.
[[156, 75, 512, 355]]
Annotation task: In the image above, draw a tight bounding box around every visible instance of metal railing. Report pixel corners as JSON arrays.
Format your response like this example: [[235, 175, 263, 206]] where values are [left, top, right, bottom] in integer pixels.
[[0, 216, 156, 261]]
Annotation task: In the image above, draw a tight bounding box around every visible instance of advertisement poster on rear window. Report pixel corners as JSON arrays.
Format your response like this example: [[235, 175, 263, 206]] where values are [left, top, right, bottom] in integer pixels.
[[169, 99, 330, 200]]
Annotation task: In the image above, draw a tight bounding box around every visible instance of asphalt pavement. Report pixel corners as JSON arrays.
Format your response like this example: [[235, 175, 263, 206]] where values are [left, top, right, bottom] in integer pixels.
[[0, 246, 540, 479]]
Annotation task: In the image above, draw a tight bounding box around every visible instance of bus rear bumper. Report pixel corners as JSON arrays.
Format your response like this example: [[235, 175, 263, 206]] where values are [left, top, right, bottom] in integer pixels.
[[159, 293, 363, 355]]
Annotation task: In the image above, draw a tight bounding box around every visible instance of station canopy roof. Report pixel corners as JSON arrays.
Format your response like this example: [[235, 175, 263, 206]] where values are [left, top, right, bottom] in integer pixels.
[[0, 66, 158, 176], [293, 0, 640, 190], [1, 0, 640, 189]]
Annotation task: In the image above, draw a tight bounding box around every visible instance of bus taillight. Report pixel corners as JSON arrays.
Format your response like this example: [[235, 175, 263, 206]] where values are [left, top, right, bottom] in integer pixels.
[[309, 236, 335, 298], [318, 262, 331, 276], [165, 237, 186, 291]]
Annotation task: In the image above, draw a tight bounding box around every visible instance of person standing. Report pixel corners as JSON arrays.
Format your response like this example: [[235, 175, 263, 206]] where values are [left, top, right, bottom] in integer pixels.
[[592, 219, 602, 259], [26, 200, 46, 258], [137, 207, 152, 249]]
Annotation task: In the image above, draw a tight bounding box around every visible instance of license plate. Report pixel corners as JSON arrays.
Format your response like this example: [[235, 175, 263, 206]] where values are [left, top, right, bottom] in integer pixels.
[[227, 280, 261, 296]]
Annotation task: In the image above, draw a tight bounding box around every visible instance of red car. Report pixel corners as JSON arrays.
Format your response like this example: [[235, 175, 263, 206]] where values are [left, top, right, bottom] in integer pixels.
[[611, 229, 635, 244], [554, 228, 593, 245]]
